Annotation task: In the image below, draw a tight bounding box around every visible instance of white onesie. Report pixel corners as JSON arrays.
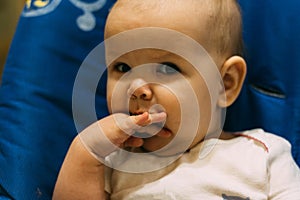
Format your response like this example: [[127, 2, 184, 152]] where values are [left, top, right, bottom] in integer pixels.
[[105, 129, 300, 200]]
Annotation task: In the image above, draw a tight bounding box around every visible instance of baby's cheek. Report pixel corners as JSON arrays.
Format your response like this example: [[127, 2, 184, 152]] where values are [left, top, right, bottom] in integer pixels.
[[155, 88, 181, 129], [106, 90, 113, 113], [106, 79, 131, 113]]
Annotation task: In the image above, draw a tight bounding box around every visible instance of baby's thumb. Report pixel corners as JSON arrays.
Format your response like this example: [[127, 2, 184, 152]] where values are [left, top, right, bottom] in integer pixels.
[[117, 112, 149, 135]]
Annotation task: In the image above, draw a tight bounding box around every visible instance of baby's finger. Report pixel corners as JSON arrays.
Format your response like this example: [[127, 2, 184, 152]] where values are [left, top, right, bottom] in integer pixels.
[[135, 125, 162, 138], [124, 136, 144, 147], [116, 112, 167, 136], [134, 124, 171, 138], [149, 112, 167, 123], [116, 113, 148, 135], [132, 112, 151, 126], [129, 112, 166, 127]]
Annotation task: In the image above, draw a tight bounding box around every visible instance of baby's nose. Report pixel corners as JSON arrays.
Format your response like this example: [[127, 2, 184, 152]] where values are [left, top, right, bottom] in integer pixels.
[[127, 78, 152, 100]]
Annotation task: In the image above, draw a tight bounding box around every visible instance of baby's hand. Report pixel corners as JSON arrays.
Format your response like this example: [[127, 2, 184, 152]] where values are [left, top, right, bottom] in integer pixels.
[[79, 112, 167, 160], [100, 112, 166, 147]]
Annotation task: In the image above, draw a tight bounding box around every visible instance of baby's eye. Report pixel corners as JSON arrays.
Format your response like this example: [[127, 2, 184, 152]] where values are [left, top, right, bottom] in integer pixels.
[[157, 63, 180, 75], [114, 63, 131, 73]]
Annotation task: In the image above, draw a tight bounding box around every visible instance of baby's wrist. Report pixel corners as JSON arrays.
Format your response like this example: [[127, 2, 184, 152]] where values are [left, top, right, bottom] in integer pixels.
[[78, 121, 117, 163], [70, 136, 105, 167]]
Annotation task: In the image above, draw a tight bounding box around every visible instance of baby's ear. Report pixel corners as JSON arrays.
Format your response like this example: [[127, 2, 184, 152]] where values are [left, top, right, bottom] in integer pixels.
[[218, 56, 247, 107]]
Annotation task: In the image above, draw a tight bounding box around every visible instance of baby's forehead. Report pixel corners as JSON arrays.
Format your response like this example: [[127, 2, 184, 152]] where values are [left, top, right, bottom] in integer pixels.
[[107, 49, 186, 65], [106, 0, 211, 46], [108, 0, 242, 58], [112, 0, 208, 17]]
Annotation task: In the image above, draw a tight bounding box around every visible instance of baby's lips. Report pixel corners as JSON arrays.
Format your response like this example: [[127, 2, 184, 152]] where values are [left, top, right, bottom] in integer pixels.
[[156, 128, 172, 138], [131, 112, 168, 138]]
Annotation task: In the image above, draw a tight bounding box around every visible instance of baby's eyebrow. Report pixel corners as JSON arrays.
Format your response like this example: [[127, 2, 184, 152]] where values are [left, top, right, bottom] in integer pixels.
[[149, 51, 173, 59]]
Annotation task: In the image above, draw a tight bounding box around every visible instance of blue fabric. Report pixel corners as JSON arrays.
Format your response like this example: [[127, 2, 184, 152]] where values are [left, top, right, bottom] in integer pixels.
[[0, 0, 115, 199], [224, 0, 300, 166], [0, 197, 10, 200], [0, 185, 12, 199], [1, 0, 300, 199]]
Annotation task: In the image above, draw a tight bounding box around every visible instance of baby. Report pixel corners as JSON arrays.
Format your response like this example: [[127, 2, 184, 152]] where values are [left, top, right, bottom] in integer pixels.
[[53, 0, 300, 199]]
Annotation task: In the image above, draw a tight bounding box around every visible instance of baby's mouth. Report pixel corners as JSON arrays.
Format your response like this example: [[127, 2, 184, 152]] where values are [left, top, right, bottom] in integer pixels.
[[132, 124, 172, 139], [133, 131, 153, 138], [130, 111, 170, 138]]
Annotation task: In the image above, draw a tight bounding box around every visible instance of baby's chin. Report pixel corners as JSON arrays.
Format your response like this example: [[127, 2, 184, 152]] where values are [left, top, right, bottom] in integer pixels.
[[140, 133, 205, 157], [141, 139, 169, 153]]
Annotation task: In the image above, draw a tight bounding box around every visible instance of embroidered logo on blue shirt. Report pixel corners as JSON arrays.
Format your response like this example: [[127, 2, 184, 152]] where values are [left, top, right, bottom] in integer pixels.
[[23, 0, 107, 31]]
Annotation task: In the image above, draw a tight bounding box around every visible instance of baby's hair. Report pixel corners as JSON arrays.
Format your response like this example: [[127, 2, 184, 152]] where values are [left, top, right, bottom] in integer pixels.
[[111, 0, 244, 57], [204, 0, 244, 57]]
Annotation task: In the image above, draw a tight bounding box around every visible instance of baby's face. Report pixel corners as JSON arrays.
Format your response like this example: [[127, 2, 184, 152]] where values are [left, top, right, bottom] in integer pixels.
[[106, 49, 213, 153], [105, 0, 223, 154]]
